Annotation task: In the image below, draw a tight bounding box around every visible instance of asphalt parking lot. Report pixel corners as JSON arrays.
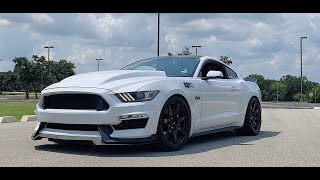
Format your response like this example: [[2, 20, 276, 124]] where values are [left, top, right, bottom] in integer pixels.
[[1, 108, 320, 167]]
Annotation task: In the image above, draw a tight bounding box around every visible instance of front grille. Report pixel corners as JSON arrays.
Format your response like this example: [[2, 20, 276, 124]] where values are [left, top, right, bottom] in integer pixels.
[[112, 118, 148, 130], [46, 123, 99, 131], [43, 94, 109, 111]]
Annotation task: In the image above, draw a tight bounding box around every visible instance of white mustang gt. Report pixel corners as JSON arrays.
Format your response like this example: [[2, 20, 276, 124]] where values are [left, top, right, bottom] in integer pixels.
[[32, 55, 262, 151]]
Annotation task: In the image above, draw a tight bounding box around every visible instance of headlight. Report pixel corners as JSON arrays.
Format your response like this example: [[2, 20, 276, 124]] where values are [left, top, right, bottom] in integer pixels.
[[115, 90, 159, 102]]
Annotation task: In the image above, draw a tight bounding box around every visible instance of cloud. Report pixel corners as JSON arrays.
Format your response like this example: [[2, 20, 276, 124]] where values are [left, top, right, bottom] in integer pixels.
[[31, 13, 54, 24], [0, 18, 10, 26], [0, 13, 320, 83]]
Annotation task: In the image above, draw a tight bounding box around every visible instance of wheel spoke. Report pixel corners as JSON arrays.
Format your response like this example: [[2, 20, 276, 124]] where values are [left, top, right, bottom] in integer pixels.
[[168, 105, 173, 116], [163, 118, 169, 123], [254, 108, 259, 115], [164, 107, 169, 115], [178, 116, 185, 122], [177, 126, 183, 133], [173, 132, 178, 144], [173, 103, 180, 116], [163, 131, 170, 138], [252, 120, 256, 127]]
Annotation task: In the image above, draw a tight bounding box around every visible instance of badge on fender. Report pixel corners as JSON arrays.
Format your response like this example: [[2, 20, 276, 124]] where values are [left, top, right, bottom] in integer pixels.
[[183, 82, 194, 88]]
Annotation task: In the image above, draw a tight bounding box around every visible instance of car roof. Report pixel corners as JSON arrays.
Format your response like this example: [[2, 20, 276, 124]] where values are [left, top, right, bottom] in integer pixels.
[[142, 55, 203, 60], [126, 55, 231, 69]]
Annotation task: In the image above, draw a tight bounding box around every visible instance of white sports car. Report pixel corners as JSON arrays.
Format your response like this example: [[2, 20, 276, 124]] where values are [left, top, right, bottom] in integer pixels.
[[32, 55, 262, 151]]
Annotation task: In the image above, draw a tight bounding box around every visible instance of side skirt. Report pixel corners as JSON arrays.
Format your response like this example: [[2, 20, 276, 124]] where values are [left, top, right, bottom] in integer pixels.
[[191, 126, 240, 138]]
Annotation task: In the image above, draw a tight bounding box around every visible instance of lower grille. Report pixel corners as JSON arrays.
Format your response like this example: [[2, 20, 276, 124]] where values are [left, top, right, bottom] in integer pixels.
[[46, 123, 99, 131], [112, 118, 148, 130], [43, 94, 109, 111]]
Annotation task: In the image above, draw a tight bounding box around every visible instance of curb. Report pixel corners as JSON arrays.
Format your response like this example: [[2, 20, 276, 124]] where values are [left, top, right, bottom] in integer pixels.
[[314, 107, 320, 110], [0, 116, 18, 123], [20, 115, 37, 122]]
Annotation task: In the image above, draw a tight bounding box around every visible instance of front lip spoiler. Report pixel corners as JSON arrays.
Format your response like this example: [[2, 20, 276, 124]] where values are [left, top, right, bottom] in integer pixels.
[[31, 122, 157, 145], [31, 122, 46, 140]]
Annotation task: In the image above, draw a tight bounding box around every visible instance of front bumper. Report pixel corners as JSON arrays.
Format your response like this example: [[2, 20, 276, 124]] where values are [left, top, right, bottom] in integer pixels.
[[32, 122, 157, 145], [33, 87, 165, 144]]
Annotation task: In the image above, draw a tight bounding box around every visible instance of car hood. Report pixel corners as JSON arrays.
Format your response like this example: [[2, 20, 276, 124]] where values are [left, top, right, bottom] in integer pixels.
[[44, 70, 167, 93]]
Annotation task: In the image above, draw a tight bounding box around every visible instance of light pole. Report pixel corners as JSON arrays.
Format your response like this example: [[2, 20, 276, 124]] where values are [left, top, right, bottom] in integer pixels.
[[315, 90, 317, 104], [96, 59, 102, 71], [44, 46, 54, 61], [191, 45, 202, 55], [44, 46, 54, 85], [300, 36, 307, 103], [0, 59, 3, 72], [277, 84, 279, 103], [157, 13, 160, 57]]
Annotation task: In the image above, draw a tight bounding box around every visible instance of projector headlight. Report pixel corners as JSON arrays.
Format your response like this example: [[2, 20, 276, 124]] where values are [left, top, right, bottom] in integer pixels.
[[115, 90, 159, 102]]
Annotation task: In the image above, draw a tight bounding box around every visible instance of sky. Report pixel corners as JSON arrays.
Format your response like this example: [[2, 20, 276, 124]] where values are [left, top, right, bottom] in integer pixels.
[[0, 13, 320, 83]]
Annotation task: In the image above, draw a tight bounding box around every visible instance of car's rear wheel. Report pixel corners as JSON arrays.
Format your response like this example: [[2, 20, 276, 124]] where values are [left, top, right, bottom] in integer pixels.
[[236, 97, 261, 136], [156, 96, 191, 151]]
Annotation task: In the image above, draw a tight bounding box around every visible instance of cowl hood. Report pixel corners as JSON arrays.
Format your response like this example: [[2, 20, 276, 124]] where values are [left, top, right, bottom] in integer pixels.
[[44, 70, 166, 93]]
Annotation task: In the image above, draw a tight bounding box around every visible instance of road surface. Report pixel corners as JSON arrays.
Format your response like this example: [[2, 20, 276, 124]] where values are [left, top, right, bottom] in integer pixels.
[[1, 108, 320, 166]]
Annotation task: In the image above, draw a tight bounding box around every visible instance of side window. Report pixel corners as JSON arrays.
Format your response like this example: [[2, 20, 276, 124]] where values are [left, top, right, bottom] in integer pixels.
[[225, 66, 238, 79], [200, 61, 228, 79]]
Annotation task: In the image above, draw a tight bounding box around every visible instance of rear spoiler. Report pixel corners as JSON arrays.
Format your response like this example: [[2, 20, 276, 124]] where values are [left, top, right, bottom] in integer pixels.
[[243, 77, 257, 83]]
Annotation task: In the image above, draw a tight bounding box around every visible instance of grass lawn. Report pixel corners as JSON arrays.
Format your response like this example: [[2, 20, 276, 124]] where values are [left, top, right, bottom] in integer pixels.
[[0, 102, 36, 120], [1, 91, 37, 96]]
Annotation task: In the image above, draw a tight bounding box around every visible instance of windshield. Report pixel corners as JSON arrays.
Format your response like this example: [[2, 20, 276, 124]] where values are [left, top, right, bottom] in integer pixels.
[[121, 56, 200, 77]]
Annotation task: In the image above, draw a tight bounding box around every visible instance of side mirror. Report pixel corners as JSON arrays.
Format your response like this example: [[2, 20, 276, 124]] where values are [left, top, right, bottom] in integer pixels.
[[202, 70, 224, 80]]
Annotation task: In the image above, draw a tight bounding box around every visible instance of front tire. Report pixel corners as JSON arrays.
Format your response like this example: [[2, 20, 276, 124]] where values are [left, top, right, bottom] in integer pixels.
[[156, 96, 191, 151], [236, 97, 261, 136]]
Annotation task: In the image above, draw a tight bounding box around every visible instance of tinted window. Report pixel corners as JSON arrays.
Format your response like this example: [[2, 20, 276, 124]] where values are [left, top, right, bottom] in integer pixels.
[[200, 62, 228, 79], [122, 57, 200, 77], [225, 67, 238, 79]]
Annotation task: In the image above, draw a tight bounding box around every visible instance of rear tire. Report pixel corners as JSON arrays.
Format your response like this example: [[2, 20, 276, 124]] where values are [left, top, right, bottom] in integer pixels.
[[156, 96, 191, 151], [236, 97, 261, 136]]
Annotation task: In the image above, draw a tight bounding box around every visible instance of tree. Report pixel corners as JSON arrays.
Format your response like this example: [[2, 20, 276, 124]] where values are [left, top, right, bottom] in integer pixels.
[[168, 46, 192, 56], [280, 75, 317, 101], [2, 71, 20, 92], [0, 72, 4, 94], [309, 85, 320, 103], [1, 71, 20, 92], [270, 82, 287, 101], [12, 56, 76, 99], [13, 57, 34, 99], [249, 74, 269, 101], [293, 93, 308, 102], [249, 74, 265, 83], [178, 47, 192, 55], [219, 55, 232, 65], [31, 55, 46, 98], [53, 59, 76, 82]]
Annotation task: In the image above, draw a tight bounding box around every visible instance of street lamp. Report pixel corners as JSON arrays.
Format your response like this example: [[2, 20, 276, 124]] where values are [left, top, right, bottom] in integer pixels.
[[157, 13, 160, 57], [44, 46, 54, 61], [96, 59, 102, 71], [300, 36, 307, 103], [191, 45, 202, 55], [44, 46, 54, 85]]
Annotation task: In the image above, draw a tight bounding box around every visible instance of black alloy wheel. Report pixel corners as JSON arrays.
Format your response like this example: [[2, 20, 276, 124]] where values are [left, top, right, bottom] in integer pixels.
[[157, 96, 191, 151], [236, 97, 261, 136]]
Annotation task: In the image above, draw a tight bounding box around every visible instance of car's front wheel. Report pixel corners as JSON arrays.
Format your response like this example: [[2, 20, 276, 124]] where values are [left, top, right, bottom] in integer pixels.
[[156, 96, 191, 151], [236, 97, 262, 136]]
